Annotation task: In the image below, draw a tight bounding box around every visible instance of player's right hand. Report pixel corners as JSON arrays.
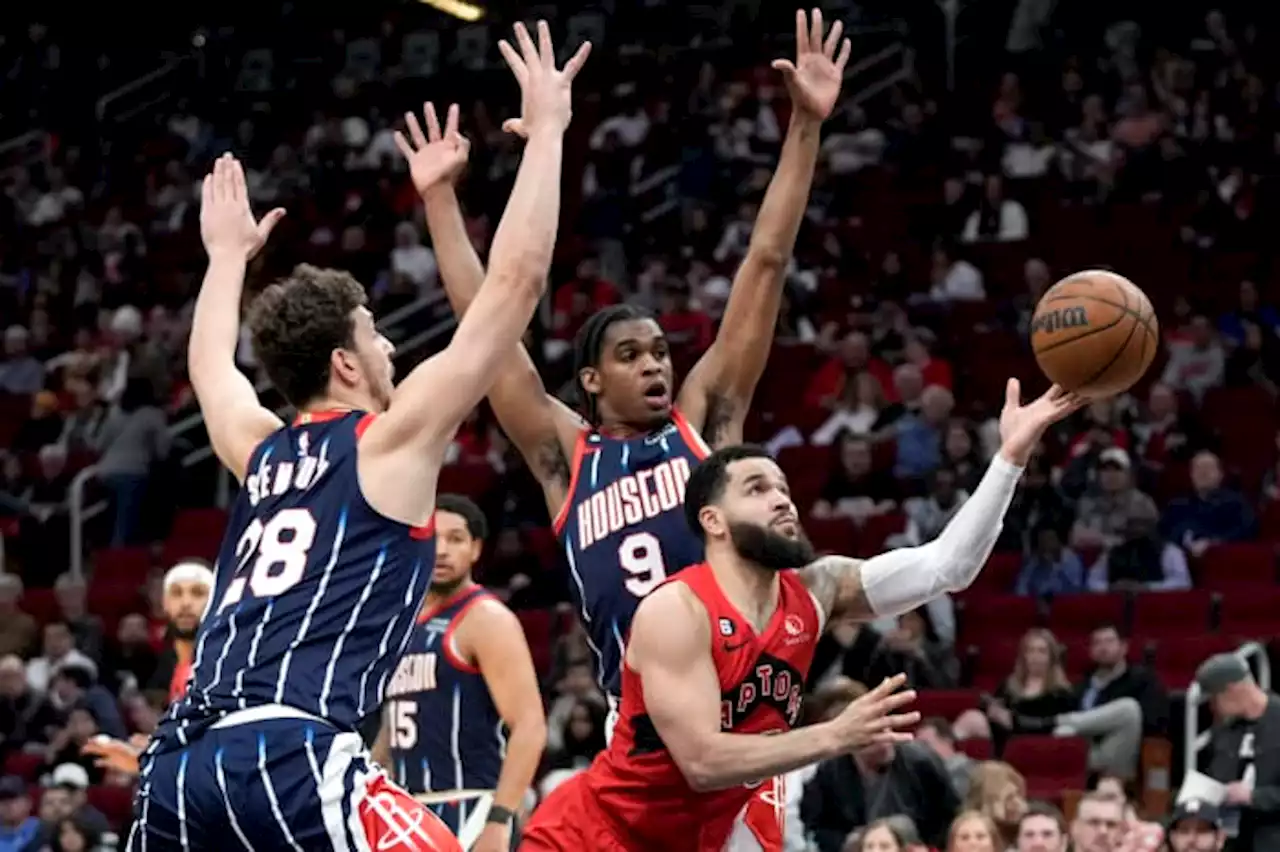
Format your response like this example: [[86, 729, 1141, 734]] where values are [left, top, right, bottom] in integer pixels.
[[497, 21, 591, 139], [829, 673, 919, 750], [199, 153, 286, 262], [997, 378, 1089, 466], [395, 103, 471, 198], [81, 735, 143, 777]]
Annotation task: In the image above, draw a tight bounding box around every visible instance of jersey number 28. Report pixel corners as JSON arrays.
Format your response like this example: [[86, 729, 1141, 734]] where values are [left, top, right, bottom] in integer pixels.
[[217, 508, 317, 614], [619, 531, 667, 598]]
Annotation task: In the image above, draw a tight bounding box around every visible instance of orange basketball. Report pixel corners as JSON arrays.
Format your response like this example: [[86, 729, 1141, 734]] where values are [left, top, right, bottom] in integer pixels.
[[1029, 270, 1159, 397]]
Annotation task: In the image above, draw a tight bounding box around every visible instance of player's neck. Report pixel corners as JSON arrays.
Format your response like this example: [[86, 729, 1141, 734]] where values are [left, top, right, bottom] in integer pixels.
[[707, 548, 781, 632], [596, 417, 667, 439], [300, 389, 375, 418], [422, 579, 476, 612]]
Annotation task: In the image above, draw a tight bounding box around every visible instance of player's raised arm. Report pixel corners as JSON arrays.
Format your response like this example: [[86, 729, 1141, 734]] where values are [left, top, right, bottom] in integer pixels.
[[677, 9, 850, 448], [466, 600, 546, 847], [398, 103, 585, 508], [359, 23, 589, 513], [630, 583, 917, 791], [800, 380, 1087, 621], [189, 155, 287, 481]]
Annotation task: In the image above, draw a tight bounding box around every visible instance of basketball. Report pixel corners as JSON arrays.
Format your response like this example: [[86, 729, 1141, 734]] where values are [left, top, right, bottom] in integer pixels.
[[1029, 270, 1159, 398]]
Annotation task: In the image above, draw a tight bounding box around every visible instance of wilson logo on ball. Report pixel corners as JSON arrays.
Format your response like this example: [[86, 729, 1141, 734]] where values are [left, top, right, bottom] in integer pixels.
[[1030, 306, 1089, 335]]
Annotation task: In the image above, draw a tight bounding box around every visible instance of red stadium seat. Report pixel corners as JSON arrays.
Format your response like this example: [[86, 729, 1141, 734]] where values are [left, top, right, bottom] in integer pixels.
[[437, 463, 498, 502], [968, 552, 1022, 594], [913, 689, 982, 722], [969, 638, 1021, 692], [1218, 587, 1280, 640], [1003, 735, 1090, 799], [170, 508, 228, 542], [20, 588, 59, 626], [957, 738, 993, 761], [2, 752, 42, 781], [1048, 593, 1127, 638], [958, 595, 1039, 646], [516, 609, 556, 676], [1151, 634, 1241, 688], [91, 547, 152, 587], [803, 517, 859, 555], [1130, 590, 1215, 640], [857, 512, 906, 555], [1199, 543, 1277, 591], [87, 784, 136, 829]]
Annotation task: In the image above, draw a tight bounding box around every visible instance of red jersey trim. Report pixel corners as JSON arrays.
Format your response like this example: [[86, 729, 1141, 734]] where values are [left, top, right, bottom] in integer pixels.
[[294, 408, 356, 425], [440, 593, 490, 675], [353, 413, 436, 540], [551, 428, 590, 535], [671, 407, 712, 460]]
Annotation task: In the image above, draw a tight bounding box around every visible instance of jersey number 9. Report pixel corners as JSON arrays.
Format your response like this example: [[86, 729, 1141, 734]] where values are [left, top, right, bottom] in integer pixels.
[[218, 508, 318, 614], [619, 532, 667, 598]]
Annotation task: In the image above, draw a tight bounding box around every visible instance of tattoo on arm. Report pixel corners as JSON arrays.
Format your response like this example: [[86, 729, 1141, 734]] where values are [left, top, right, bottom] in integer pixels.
[[533, 439, 571, 488], [701, 392, 740, 449], [799, 555, 872, 621]]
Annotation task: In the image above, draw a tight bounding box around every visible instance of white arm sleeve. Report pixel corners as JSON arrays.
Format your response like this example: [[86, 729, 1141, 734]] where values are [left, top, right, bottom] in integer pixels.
[[860, 454, 1023, 618]]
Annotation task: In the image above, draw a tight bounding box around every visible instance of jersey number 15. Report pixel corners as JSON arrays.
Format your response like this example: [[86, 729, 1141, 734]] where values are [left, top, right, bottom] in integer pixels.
[[218, 508, 317, 614]]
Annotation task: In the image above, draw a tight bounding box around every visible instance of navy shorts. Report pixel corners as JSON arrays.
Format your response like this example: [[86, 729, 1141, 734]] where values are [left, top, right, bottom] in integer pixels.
[[128, 712, 460, 852]]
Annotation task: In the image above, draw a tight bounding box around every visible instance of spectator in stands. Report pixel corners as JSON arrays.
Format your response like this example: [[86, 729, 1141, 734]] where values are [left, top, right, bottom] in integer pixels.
[[544, 699, 606, 774], [25, 623, 91, 697], [0, 326, 44, 396], [958, 628, 1075, 744], [916, 717, 976, 797], [0, 774, 40, 852], [961, 175, 1029, 243], [1069, 448, 1159, 553], [1014, 526, 1086, 598], [1224, 319, 1280, 392], [1015, 801, 1068, 852], [656, 281, 713, 351], [389, 221, 437, 294], [145, 561, 212, 710], [928, 244, 986, 303], [0, 654, 56, 756], [46, 814, 106, 852], [93, 377, 171, 546], [1164, 800, 1225, 852], [544, 662, 606, 755], [893, 385, 953, 481], [0, 578, 36, 658], [850, 816, 925, 852], [1161, 450, 1256, 556], [10, 393, 62, 454], [1161, 315, 1225, 402], [963, 761, 1027, 848], [868, 607, 957, 689], [811, 434, 899, 522], [1219, 280, 1279, 347], [1195, 653, 1280, 852], [51, 577, 101, 667], [903, 329, 953, 391], [809, 372, 889, 445], [100, 614, 157, 696], [1085, 512, 1191, 593], [802, 735, 959, 852], [942, 420, 984, 493], [45, 663, 124, 741], [1131, 383, 1207, 476], [1070, 791, 1124, 852], [806, 332, 894, 413], [897, 466, 969, 548], [1067, 621, 1165, 743], [998, 456, 1074, 554], [946, 810, 1000, 851], [36, 765, 109, 848], [1091, 774, 1163, 850]]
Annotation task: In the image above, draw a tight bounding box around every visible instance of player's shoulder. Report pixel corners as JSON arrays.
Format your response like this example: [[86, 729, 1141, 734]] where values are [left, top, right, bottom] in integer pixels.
[[632, 581, 708, 640]]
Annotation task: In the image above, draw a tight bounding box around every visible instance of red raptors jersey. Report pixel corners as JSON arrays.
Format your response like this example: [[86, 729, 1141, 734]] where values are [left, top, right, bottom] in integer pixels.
[[583, 562, 822, 851]]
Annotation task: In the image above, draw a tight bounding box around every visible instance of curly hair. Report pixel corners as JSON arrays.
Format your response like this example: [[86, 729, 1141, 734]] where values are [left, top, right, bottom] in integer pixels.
[[246, 264, 367, 408]]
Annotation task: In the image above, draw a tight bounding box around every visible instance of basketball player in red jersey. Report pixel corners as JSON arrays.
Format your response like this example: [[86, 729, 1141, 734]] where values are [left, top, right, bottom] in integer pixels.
[[521, 380, 1086, 852]]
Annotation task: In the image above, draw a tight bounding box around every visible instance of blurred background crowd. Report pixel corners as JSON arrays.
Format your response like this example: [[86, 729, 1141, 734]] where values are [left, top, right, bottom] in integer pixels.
[[1, 0, 1279, 850]]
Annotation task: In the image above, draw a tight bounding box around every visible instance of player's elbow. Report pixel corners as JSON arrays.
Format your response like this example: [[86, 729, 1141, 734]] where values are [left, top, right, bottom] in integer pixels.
[[510, 711, 548, 752], [673, 742, 727, 793], [489, 262, 551, 303], [742, 244, 790, 273]]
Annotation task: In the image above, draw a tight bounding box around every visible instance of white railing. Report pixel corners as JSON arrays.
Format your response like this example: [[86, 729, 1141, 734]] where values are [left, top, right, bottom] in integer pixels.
[[1183, 641, 1271, 777], [68, 465, 107, 580]]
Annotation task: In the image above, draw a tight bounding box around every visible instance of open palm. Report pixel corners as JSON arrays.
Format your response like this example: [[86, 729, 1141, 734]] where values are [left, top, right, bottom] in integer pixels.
[[998, 378, 1089, 465], [395, 103, 470, 197], [772, 8, 852, 121]]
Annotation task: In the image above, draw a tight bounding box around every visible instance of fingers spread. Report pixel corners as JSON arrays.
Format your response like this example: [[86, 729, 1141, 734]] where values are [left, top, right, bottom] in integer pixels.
[[405, 111, 428, 149], [498, 40, 527, 83], [424, 103, 442, 141], [563, 41, 592, 80], [536, 20, 554, 68], [823, 20, 844, 57], [835, 38, 852, 72]]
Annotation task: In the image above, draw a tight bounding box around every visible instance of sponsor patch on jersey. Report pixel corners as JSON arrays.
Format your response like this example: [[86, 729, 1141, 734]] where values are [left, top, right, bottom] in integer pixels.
[[719, 617, 736, 637]]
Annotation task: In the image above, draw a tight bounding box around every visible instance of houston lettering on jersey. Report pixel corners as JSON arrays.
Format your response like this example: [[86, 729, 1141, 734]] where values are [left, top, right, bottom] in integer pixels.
[[384, 616, 448, 698], [575, 456, 692, 550]]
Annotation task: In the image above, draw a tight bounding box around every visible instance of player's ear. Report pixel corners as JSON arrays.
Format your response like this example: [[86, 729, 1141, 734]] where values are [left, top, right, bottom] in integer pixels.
[[579, 366, 602, 396], [697, 504, 726, 540], [331, 348, 362, 389], [468, 539, 482, 564]]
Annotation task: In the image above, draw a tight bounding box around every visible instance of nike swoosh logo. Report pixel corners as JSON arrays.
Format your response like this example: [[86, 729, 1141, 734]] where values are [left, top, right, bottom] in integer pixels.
[[723, 641, 747, 653]]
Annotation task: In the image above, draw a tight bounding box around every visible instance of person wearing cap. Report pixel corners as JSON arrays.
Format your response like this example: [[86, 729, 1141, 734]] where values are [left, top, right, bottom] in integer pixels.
[[1069, 447, 1160, 553], [0, 774, 39, 851], [1194, 653, 1280, 852], [1167, 799, 1225, 852], [36, 763, 110, 845]]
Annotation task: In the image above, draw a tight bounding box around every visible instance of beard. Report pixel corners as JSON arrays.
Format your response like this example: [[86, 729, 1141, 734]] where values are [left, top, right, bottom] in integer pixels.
[[170, 621, 200, 641], [728, 521, 816, 572], [429, 574, 468, 597]]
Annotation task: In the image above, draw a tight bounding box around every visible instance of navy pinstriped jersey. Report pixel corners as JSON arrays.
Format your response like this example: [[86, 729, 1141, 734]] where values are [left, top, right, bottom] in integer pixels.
[[555, 408, 710, 696], [152, 410, 436, 750], [383, 586, 504, 794]]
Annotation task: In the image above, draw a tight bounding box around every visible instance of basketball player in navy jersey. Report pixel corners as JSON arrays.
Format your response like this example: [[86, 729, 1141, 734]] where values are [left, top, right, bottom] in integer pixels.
[[129, 23, 589, 852], [405, 8, 850, 715], [524, 382, 1087, 851], [372, 495, 545, 852]]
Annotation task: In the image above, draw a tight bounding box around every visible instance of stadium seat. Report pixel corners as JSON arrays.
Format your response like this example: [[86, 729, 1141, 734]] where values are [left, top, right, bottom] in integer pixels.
[[857, 512, 906, 555], [437, 463, 498, 502], [1151, 634, 1241, 688], [957, 595, 1038, 646], [1130, 590, 1215, 640], [2, 752, 42, 782], [969, 551, 1022, 594], [516, 609, 556, 676], [1048, 593, 1127, 638], [957, 738, 993, 761], [87, 784, 136, 829], [19, 588, 58, 625], [913, 689, 982, 722], [968, 638, 1021, 692], [1218, 587, 1280, 639], [1003, 735, 1090, 799], [90, 547, 152, 587], [803, 516, 859, 555], [1198, 543, 1276, 591]]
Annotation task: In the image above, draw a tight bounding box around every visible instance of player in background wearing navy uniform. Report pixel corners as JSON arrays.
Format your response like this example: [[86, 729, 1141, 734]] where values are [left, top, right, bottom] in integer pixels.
[[410, 7, 850, 715], [372, 495, 545, 852], [129, 23, 589, 852], [524, 383, 1088, 852]]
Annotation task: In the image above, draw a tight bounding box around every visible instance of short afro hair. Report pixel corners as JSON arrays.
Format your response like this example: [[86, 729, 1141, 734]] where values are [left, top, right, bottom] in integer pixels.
[[247, 264, 367, 408]]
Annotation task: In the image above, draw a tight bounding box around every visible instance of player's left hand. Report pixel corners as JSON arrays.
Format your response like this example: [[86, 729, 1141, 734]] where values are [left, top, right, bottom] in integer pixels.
[[471, 821, 510, 852], [997, 378, 1088, 467], [395, 103, 471, 199], [81, 735, 142, 777], [771, 9, 852, 122], [200, 153, 286, 262]]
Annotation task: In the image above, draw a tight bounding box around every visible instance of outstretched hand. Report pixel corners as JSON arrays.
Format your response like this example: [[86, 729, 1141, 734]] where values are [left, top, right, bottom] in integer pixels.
[[395, 103, 471, 198], [998, 378, 1089, 466], [772, 8, 852, 122], [199, 154, 285, 262], [497, 20, 591, 139]]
